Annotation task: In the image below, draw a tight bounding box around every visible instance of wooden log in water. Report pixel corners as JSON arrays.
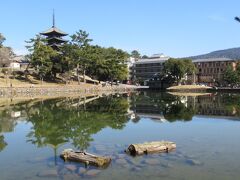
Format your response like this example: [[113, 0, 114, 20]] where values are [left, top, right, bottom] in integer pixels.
[[126, 141, 176, 155], [60, 149, 111, 167]]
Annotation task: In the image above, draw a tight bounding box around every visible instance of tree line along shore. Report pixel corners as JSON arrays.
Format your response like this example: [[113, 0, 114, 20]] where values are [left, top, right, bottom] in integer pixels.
[[2, 26, 240, 91], [0, 30, 131, 87]]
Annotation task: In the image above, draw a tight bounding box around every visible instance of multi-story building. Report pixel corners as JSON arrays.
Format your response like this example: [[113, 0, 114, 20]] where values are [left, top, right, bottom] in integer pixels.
[[132, 54, 170, 84], [126, 57, 136, 82], [192, 58, 237, 85]]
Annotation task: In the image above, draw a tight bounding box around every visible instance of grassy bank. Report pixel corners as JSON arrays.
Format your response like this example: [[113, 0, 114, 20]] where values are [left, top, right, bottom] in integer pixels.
[[167, 85, 212, 92]]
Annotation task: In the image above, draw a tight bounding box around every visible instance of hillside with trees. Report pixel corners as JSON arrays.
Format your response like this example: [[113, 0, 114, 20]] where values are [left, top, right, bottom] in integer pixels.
[[189, 47, 240, 60]]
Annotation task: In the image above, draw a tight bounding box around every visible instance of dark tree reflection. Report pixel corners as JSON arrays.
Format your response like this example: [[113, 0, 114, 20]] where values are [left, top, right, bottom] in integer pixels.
[[130, 92, 196, 122], [0, 135, 7, 152], [26, 95, 129, 151]]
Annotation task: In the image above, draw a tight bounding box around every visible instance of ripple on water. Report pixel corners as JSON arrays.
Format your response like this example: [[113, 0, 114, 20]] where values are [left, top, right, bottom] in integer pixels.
[[115, 158, 128, 166], [85, 169, 101, 177], [65, 164, 77, 172], [185, 159, 203, 166], [144, 158, 160, 165], [78, 167, 87, 175], [37, 169, 58, 178]]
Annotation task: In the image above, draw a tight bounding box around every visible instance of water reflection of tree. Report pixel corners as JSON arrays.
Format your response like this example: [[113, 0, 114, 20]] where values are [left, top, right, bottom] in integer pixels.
[[0, 135, 7, 152], [220, 94, 240, 117], [164, 102, 195, 122], [26, 95, 129, 152], [0, 99, 60, 153], [131, 92, 196, 121], [0, 106, 22, 152]]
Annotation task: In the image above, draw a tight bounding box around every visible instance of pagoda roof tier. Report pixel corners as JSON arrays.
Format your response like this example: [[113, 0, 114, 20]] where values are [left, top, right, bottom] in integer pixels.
[[49, 43, 63, 50], [47, 37, 68, 43], [41, 27, 68, 36], [49, 43, 62, 47]]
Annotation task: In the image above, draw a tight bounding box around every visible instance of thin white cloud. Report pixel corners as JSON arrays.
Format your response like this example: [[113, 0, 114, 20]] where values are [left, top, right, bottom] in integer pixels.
[[208, 14, 227, 22]]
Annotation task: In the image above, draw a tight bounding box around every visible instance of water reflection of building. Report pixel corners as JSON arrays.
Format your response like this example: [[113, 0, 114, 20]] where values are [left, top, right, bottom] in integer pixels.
[[188, 95, 237, 117], [130, 93, 240, 122], [132, 104, 168, 122]]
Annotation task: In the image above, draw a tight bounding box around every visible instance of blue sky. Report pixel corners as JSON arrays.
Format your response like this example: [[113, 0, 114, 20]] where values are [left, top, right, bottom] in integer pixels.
[[1, 0, 240, 57]]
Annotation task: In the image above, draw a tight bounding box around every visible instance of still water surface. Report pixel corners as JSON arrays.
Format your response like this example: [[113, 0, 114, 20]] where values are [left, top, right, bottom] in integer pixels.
[[0, 92, 240, 180]]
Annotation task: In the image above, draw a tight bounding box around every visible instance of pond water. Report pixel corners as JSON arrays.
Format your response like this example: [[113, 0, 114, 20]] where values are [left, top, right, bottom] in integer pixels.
[[0, 92, 240, 180]]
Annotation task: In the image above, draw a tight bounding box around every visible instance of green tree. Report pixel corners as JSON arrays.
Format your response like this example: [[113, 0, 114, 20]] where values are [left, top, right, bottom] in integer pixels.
[[182, 58, 196, 74], [70, 30, 93, 83], [0, 33, 6, 48], [26, 30, 130, 84], [0, 34, 15, 85], [60, 44, 77, 84], [164, 58, 196, 84], [104, 47, 129, 83], [0, 33, 14, 67], [142, 55, 149, 59], [131, 50, 141, 59], [71, 30, 93, 48], [0, 47, 14, 67], [81, 46, 129, 82], [236, 62, 240, 76], [224, 65, 239, 86], [26, 35, 58, 82], [85, 46, 109, 80]]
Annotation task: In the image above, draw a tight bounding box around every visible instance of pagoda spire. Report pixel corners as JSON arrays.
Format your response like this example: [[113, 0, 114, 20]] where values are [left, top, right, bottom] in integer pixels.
[[52, 9, 55, 28], [41, 10, 68, 50]]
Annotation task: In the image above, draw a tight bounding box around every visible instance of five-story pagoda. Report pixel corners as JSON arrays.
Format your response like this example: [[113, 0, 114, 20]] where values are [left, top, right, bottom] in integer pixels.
[[40, 11, 68, 50]]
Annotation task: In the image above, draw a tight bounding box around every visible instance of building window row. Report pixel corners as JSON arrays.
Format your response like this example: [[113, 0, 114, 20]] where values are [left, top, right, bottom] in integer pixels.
[[196, 61, 232, 68], [136, 68, 162, 73], [198, 67, 225, 74], [135, 63, 164, 67]]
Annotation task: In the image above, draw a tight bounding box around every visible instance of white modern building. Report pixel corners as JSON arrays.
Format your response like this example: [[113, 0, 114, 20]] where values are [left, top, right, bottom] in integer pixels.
[[126, 57, 136, 81], [132, 54, 170, 84]]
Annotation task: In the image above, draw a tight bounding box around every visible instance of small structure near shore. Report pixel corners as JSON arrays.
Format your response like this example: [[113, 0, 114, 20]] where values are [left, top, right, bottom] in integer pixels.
[[60, 149, 111, 167], [125, 141, 176, 156]]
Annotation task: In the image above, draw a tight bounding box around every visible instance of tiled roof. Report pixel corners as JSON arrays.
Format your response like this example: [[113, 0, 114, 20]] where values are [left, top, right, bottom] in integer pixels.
[[41, 27, 68, 36], [135, 57, 169, 64], [192, 58, 234, 63], [47, 37, 68, 42]]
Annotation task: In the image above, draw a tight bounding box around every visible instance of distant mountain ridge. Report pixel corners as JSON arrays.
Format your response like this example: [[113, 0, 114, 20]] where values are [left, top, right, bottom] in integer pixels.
[[188, 47, 240, 60]]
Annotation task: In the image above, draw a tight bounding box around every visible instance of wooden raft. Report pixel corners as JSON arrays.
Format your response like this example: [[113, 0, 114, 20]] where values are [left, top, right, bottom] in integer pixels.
[[60, 149, 111, 167], [125, 141, 176, 155]]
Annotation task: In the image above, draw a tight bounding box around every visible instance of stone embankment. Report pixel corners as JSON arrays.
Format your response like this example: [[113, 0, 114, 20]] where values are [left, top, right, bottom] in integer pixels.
[[0, 84, 143, 98]]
